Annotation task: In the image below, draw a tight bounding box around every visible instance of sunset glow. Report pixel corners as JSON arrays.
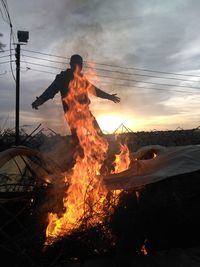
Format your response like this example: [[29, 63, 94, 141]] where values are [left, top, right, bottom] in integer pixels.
[[97, 113, 136, 133]]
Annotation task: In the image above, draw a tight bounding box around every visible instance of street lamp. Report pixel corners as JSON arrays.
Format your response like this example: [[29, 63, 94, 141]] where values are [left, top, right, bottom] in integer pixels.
[[15, 30, 29, 146]]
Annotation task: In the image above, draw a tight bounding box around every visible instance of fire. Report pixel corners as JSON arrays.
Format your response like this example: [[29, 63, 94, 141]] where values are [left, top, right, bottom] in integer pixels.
[[141, 244, 148, 256], [141, 239, 148, 256], [110, 143, 131, 202], [112, 143, 130, 173], [46, 64, 131, 243]]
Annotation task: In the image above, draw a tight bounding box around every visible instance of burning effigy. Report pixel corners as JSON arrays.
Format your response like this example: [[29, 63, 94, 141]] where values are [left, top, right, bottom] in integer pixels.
[[45, 66, 131, 243]]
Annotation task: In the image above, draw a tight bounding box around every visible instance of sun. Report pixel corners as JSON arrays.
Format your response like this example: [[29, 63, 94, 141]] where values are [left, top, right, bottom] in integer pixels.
[[97, 113, 135, 134]]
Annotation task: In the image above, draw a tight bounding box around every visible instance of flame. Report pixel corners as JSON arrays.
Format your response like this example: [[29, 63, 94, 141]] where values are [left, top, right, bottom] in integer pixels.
[[141, 244, 148, 256], [112, 143, 130, 174], [140, 238, 148, 256], [141, 238, 148, 256], [46, 64, 131, 244], [109, 143, 131, 203]]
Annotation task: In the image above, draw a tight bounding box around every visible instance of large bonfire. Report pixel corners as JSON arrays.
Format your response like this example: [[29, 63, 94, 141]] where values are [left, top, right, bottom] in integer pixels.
[[46, 65, 130, 243]]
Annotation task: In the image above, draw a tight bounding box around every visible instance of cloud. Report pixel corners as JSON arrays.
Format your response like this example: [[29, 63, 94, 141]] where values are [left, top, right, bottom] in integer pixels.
[[0, 0, 200, 133]]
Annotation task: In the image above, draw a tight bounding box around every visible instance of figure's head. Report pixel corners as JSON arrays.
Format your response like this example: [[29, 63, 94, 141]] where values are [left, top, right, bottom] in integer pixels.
[[70, 54, 83, 73]]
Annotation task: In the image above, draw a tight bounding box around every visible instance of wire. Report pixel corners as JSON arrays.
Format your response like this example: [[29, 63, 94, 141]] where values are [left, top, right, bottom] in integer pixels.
[[0, 60, 13, 64], [92, 68, 200, 82], [0, 70, 7, 75], [22, 54, 69, 65], [22, 48, 200, 78], [101, 82, 197, 95], [0, 5, 8, 52], [92, 80, 198, 95], [97, 74, 200, 91], [1, 0, 12, 27], [21, 66, 57, 75], [21, 60, 63, 70], [22, 54, 200, 83], [0, 53, 11, 58], [0, 69, 12, 75], [1, 0, 16, 81], [21, 50, 29, 70], [0, 49, 12, 53], [21, 60, 200, 91], [0, 6, 7, 23], [22, 48, 70, 60], [21, 66, 198, 96]]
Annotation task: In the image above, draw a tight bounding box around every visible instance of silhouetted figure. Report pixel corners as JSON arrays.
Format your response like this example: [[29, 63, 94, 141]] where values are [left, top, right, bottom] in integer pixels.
[[32, 54, 120, 153]]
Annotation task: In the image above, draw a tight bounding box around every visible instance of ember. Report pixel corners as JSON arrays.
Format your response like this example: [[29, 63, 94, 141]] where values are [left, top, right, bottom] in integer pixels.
[[141, 239, 148, 256]]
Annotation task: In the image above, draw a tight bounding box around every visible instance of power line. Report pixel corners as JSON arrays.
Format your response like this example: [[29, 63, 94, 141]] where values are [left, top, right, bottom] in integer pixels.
[[0, 70, 6, 75], [21, 60, 200, 91], [23, 48, 71, 60], [21, 66, 57, 75], [1, 0, 12, 27], [22, 54, 200, 83], [93, 68, 200, 82], [21, 60, 63, 70], [22, 54, 69, 65], [21, 50, 29, 71], [0, 53, 11, 58], [104, 83, 197, 95], [21, 66, 198, 96], [0, 49, 13, 53], [0, 0, 9, 24], [0, 60, 13, 64], [1, 63, 198, 96], [92, 80, 197, 95], [22, 48, 200, 78], [0, 6, 7, 23], [0, 69, 11, 75], [98, 74, 200, 91], [0, 0, 16, 81]]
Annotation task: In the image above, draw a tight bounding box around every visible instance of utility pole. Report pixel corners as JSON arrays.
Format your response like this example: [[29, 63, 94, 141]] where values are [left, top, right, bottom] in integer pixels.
[[15, 43, 20, 145], [15, 31, 29, 146]]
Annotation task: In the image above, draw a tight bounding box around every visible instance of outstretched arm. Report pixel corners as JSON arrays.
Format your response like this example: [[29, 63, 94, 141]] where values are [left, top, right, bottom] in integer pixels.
[[88, 84, 120, 103], [32, 72, 63, 109]]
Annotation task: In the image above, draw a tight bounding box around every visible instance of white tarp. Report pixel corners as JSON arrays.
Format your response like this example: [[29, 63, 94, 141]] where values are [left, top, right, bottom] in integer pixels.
[[104, 145, 200, 190], [1, 145, 200, 191]]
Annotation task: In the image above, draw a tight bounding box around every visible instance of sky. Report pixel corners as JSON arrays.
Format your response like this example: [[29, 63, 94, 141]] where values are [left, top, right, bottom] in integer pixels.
[[0, 0, 200, 134]]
